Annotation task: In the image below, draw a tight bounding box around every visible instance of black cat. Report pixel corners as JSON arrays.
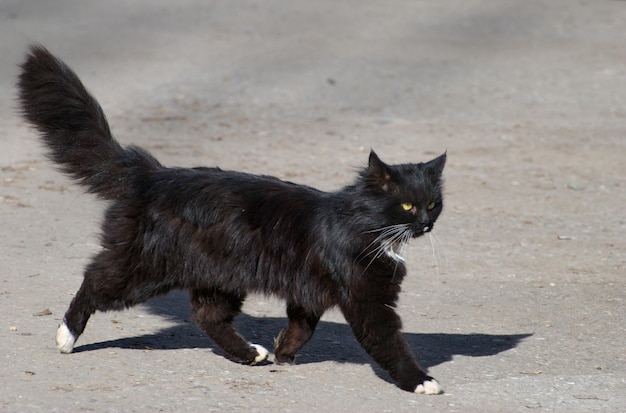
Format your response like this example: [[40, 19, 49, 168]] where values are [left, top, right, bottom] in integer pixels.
[[18, 45, 446, 394]]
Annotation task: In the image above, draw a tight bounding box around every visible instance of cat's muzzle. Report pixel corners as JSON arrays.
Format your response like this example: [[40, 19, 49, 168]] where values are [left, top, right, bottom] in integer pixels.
[[412, 224, 432, 237]]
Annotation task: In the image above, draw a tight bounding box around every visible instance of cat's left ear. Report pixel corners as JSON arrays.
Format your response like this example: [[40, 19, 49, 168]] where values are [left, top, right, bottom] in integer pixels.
[[367, 150, 392, 192], [424, 152, 447, 178]]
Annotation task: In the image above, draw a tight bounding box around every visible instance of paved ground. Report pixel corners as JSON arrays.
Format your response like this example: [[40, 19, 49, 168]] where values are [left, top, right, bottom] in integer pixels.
[[1, 1, 624, 412]]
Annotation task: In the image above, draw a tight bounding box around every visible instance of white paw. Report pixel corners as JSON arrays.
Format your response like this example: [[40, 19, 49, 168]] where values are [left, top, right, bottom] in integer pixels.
[[415, 379, 444, 395], [55, 322, 76, 354], [249, 343, 269, 365]]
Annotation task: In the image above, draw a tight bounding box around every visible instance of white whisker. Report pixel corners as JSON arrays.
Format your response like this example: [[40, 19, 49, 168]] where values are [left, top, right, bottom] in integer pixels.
[[427, 232, 439, 280], [390, 230, 412, 281], [357, 223, 412, 273], [434, 232, 448, 271], [427, 231, 448, 279], [363, 223, 410, 234], [360, 225, 405, 257]]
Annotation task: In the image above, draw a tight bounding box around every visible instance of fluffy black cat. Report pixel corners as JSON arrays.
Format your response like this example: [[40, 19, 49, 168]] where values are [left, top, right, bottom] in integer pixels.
[[18, 45, 446, 394]]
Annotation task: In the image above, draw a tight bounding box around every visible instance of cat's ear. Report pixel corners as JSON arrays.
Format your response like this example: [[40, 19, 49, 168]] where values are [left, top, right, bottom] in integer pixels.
[[367, 150, 392, 192], [424, 152, 446, 178]]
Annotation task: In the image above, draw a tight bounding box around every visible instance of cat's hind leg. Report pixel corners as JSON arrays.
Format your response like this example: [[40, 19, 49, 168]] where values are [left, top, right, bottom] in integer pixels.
[[56, 256, 124, 353], [274, 303, 321, 364], [190, 288, 268, 365], [57, 250, 175, 353]]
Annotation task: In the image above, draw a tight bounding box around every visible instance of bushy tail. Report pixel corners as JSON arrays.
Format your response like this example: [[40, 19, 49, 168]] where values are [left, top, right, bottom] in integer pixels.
[[17, 45, 161, 200]]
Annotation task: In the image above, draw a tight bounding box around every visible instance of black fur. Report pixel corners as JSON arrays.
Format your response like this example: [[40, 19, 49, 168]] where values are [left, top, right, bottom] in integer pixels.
[[17, 45, 447, 393]]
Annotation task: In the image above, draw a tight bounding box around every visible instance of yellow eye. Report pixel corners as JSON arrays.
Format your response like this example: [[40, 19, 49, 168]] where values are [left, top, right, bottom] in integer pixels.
[[401, 202, 413, 211], [427, 202, 436, 210]]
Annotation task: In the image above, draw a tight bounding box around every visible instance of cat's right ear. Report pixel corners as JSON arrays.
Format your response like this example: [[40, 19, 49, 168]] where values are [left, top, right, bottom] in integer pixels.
[[367, 150, 392, 192], [425, 152, 447, 178]]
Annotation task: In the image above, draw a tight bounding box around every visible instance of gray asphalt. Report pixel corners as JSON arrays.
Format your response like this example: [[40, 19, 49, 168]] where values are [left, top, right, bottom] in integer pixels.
[[1, 1, 624, 412]]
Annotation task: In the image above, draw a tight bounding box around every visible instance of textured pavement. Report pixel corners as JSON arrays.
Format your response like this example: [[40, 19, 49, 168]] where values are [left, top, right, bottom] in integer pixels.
[[1, 1, 624, 412]]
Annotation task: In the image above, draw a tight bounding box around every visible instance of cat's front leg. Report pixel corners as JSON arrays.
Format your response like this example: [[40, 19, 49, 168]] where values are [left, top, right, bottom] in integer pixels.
[[340, 300, 443, 394]]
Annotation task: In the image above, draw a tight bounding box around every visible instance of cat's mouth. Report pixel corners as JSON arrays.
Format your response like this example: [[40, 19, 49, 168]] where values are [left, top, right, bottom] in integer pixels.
[[412, 225, 432, 238]]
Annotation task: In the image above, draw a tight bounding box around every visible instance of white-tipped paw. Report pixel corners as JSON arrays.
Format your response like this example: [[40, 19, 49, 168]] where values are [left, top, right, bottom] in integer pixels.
[[249, 343, 269, 365], [55, 322, 76, 354], [415, 379, 444, 395]]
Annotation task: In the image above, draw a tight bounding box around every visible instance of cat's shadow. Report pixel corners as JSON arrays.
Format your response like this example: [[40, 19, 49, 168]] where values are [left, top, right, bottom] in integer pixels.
[[74, 290, 532, 371]]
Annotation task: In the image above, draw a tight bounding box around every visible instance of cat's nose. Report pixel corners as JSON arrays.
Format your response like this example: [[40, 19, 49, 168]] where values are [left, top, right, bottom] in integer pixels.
[[419, 212, 430, 229]]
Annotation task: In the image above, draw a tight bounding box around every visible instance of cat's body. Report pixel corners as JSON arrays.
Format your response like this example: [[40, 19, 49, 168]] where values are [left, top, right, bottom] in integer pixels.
[[18, 45, 446, 394]]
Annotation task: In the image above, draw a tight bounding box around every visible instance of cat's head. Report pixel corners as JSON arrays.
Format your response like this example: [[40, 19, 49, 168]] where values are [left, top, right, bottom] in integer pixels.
[[361, 150, 446, 238]]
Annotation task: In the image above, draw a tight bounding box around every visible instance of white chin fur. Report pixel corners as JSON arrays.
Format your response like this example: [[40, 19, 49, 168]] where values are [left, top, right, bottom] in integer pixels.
[[384, 244, 405, 262], [249, 343, 269, 364], [415, 379, 444, 395], [56, 322, 76, 354]]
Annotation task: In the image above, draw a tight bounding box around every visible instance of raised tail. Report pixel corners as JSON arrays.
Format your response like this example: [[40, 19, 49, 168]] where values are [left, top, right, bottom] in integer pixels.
[[17, 45, 161, 200]]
